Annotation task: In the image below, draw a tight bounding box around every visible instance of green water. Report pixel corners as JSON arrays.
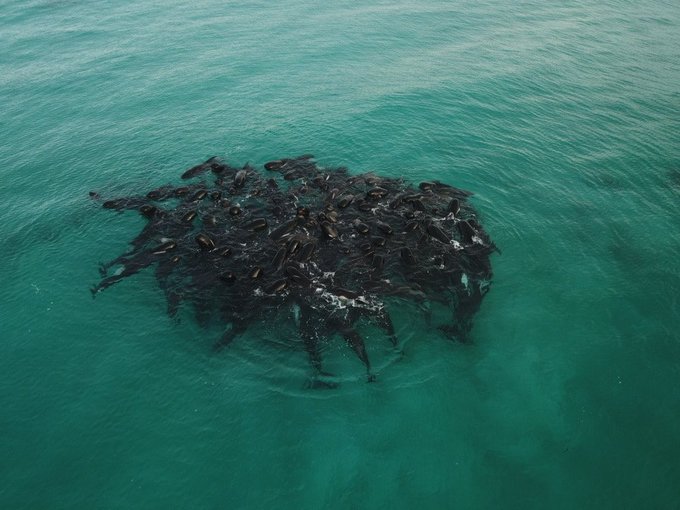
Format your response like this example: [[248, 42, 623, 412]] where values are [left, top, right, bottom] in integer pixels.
[[2, 0, 679, 508]]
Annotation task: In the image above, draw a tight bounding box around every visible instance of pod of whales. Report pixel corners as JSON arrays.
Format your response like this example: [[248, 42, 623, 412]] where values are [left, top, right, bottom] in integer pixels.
[[91, 154, 496, 385]]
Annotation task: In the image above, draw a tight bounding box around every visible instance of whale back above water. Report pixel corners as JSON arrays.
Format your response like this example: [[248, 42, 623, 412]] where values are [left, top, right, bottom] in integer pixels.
[[91, 154, 496, 385]]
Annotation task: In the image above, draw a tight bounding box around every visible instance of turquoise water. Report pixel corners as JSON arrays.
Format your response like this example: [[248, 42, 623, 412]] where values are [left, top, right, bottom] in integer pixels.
[[2, 0, 680, 507]]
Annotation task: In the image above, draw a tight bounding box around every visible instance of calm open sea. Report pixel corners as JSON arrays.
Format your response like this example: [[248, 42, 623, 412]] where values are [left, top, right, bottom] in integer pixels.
[[1, 0, 679, 508]]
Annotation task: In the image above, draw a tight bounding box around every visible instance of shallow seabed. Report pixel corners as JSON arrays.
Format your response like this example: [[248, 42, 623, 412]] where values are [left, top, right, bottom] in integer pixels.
[[1, 0, 679, 508]]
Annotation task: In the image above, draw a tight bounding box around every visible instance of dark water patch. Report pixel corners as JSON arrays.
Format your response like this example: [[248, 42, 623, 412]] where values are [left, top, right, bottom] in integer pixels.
[[667, 167, 680, 189], [583, 170, 627, 191]]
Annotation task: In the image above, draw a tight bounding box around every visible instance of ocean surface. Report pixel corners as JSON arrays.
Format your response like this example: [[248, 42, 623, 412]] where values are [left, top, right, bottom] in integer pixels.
[[1, 0, 679, 508]]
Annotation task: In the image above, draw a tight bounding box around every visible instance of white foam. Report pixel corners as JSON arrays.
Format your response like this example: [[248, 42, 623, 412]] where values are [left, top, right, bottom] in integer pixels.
[[292, 304, 300, 326]]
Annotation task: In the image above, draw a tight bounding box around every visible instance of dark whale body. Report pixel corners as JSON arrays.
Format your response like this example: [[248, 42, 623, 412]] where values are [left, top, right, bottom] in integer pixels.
[[93, 154, 496, 385]]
